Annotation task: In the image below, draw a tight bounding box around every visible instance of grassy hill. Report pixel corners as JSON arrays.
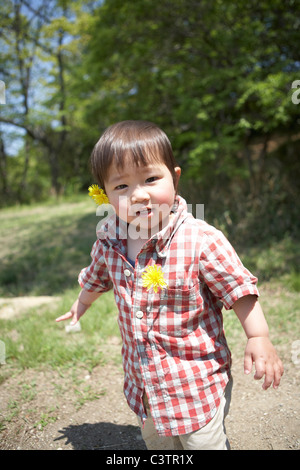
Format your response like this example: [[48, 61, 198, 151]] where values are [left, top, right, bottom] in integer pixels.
[[0, 196, 299, 373]]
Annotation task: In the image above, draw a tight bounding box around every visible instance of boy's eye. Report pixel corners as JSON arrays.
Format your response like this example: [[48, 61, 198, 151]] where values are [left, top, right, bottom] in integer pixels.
[[115, 184, 127, 190], [146, 176, 158, 183]]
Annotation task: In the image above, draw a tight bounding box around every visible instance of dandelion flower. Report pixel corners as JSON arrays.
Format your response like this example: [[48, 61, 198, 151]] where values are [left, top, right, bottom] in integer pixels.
[[142, 264, 168, 293], [88, 184, 109, 205]]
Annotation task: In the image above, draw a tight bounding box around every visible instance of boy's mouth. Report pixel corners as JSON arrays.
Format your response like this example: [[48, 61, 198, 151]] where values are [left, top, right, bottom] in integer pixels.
[[136, 208, 152, 217]]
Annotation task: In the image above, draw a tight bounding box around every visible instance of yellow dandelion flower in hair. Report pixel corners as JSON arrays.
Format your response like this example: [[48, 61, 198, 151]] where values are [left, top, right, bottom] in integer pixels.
[[142, 264, 168, 293], [88, 184, 109, 205]]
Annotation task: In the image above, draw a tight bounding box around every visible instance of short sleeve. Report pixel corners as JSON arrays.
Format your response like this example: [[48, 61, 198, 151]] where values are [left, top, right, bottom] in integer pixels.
[[199, 228, 259, 309], [78, 239, 113, 293]]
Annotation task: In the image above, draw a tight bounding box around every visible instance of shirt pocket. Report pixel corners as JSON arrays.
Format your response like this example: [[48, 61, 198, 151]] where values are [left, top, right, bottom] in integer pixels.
[[160, 282, 201, 314], [151, 281, 204, 338]]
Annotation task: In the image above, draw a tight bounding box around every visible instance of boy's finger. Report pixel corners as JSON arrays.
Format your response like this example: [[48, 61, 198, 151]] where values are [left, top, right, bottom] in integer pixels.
[[262, 363, 274, 390], [244, 352, 253, 375], [55, 311, 73, 322], [272, 361, 284, 389], [70, 315, 79, 325], [253, 358, 265, 380]]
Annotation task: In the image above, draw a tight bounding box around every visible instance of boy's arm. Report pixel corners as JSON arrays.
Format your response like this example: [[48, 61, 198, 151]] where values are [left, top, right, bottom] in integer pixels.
[[232, 295, 284, 390], [55, 289, 101, 325]]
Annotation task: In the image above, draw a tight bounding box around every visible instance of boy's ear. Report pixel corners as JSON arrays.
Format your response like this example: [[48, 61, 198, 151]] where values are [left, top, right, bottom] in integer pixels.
[[174, 166, 181, 191]]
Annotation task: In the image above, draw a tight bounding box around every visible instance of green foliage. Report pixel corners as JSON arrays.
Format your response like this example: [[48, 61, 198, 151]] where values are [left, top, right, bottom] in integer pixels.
[[0, 0, 299, 243]]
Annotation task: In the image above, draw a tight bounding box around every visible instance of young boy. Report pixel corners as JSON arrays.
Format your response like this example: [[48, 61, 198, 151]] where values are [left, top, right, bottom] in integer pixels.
[[56, 120, 283, 450]]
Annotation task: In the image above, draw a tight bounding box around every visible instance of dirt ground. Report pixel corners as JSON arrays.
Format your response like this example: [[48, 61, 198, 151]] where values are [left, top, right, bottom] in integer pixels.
[[0, 298, 299, 451]]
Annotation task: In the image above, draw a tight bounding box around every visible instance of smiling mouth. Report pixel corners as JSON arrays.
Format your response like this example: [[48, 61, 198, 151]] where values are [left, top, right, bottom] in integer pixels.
[[136, 208, 152, 217], [135, 207, 152, 217]]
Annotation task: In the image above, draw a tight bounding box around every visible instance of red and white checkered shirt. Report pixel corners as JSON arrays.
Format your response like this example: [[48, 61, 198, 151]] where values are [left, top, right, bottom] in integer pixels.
[[78, 196, 259, 437]]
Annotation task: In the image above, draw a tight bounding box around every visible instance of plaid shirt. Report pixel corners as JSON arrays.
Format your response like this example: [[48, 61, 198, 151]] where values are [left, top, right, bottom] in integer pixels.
[[78, 196, 259, 437]]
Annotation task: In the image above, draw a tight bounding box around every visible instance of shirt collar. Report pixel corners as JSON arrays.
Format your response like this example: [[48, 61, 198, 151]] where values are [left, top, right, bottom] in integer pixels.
[[152, 195, 191, 257]]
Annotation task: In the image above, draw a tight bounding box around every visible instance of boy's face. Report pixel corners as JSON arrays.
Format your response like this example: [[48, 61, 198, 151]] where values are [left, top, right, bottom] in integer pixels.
[[104, 158, 181, 238]]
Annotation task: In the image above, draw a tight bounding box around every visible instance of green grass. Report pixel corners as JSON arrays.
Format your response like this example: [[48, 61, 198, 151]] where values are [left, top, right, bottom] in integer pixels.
[[0, 290, 118, 372], [0, 197, 99, 296], [237, 234, 300, 286], [0, 197, 299, 435], [0, 196, 121, 381], [223, 235, 300, 356], [0, 195, 299, 377]]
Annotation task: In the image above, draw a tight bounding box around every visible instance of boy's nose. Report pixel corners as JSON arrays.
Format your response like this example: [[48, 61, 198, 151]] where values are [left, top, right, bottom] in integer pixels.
[[130, 186, 150, 204]]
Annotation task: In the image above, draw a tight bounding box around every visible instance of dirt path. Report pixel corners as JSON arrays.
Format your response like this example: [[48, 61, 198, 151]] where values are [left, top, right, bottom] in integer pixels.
[[0, 341, 299, 451], [0, 295, 299, 451]]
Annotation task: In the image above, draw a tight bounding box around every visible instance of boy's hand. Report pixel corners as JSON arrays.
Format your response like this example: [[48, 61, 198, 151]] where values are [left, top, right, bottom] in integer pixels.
[[55, 299, 90, 325], [55, 289, 100, 325], [244, 336, 284, 390]]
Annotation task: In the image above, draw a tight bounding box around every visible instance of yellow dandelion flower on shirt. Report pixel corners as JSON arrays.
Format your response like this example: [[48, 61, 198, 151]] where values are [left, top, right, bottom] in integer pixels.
[[142, 264, 168, 293], [88, 184, 109, 205]]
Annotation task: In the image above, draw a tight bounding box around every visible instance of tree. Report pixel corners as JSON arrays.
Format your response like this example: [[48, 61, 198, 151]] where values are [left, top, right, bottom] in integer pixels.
[[79, 0, 300, 239], [0, 0, 299, 243], [0, 0, 47, 200], [0, 0, 97, 202]]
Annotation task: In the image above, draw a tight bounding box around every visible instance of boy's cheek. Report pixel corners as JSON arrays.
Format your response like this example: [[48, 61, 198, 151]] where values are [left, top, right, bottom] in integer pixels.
[[106, 195, 128, 219], [153, 186, 176, 207]]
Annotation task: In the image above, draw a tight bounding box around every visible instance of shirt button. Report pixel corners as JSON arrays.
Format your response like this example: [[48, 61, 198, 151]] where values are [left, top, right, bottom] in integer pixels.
[[124, 269, 131, 277], [136, 310, 144, 319]]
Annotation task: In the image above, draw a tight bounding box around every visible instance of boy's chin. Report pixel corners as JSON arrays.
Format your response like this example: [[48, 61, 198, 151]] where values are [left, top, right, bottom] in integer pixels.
[[127, 216, 171, 239]]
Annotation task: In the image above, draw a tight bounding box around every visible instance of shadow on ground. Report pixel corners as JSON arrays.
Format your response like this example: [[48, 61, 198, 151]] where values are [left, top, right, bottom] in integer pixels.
[[54, 422, 147, 450]]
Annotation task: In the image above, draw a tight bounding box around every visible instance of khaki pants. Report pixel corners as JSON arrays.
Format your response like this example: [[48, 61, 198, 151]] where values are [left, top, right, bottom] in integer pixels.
[[137, 378, 233, 450]]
